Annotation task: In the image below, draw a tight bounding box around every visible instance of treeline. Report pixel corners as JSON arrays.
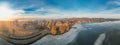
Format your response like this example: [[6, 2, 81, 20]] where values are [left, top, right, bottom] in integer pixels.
[[47, 20, 71, 35], [13, 18, 120, 35], [13, 20, 72, 35]]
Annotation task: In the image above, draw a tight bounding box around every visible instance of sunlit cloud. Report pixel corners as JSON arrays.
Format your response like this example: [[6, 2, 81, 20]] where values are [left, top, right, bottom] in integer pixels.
[[0, 2, 25, 20]]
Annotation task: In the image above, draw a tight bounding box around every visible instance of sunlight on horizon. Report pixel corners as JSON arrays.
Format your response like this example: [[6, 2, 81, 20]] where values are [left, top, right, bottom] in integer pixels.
[[0, 3, 18, 20]]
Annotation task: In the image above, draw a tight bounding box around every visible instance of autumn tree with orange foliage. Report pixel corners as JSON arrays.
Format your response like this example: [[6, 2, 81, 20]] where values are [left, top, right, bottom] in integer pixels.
[[47, 22, 52, 30], [46, 20, 72, 35], [65, 21, 71, 31], [58, 23, 66, 34], [50, 23, 57, 35]]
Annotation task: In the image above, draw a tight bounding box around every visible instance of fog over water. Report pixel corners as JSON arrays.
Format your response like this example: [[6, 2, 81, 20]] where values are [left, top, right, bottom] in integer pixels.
[[0, 21, 120, 45]]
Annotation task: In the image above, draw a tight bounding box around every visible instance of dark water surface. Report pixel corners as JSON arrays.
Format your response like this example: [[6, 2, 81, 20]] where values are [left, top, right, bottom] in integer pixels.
[[68, 21, 120, 45]]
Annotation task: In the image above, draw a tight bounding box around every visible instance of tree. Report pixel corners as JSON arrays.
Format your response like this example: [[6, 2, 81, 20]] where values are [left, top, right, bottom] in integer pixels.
[[47, 22, 52, 30], [59, 23, 65, 34], [65, 21, 71, 31], [50, 23, 57, 35]]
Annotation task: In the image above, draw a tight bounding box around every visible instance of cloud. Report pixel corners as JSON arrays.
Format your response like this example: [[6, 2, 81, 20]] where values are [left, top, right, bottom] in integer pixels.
[[98, 0, 120, 14], [8, 0, 46, 9], [19, 7, 120, 18], [2, 0, 120, 18], [0, 2, 25, 18], [108, 0, 120, 6]]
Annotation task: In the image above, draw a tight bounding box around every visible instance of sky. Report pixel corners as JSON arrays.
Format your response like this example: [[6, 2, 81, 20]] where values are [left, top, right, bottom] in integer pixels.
[[0, 0, 120, 18]]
